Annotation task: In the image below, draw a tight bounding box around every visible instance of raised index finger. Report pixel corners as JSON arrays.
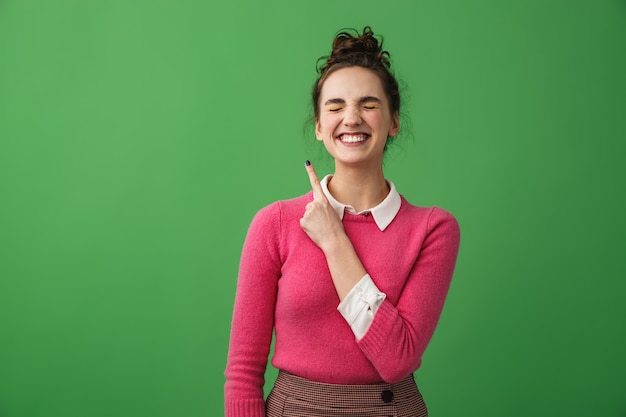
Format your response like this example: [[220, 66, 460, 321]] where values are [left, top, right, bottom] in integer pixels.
[[305, 160, 325, 201]]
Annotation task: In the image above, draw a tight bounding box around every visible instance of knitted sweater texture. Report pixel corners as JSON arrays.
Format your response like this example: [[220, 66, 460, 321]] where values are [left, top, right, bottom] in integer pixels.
[[224, 191, 460, 417]]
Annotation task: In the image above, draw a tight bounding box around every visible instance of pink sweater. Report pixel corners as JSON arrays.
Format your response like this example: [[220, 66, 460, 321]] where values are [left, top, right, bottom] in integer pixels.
[[224, 192, 460, 417]]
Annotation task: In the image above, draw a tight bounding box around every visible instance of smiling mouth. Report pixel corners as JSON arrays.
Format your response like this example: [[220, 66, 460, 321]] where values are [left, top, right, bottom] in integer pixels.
[[337, 134, 369, 143]]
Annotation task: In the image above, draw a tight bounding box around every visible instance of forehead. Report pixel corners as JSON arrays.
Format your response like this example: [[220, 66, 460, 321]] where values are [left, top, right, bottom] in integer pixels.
[[320, 66, 386, 101]]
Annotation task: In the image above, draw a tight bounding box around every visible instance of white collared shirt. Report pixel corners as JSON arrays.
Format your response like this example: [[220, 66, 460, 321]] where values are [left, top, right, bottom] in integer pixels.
[[319, 175, 401, 232], [319, 175, 402, 339]]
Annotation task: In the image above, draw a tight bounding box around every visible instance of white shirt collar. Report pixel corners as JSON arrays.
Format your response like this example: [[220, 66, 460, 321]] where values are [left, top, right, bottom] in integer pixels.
[[319, 175, 401, 231]]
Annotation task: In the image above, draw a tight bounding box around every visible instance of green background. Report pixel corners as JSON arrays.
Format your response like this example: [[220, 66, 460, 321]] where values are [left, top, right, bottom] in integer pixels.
[[1, 0, 625, 416]]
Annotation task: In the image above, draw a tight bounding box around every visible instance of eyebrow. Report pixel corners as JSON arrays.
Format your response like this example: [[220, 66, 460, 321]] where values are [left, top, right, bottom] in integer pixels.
[[359, 96, 383, 104], [323, 96, 383, 106]]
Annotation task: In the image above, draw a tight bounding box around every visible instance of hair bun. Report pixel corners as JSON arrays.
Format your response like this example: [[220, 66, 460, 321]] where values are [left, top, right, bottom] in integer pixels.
[[318, 26, 391, 73]]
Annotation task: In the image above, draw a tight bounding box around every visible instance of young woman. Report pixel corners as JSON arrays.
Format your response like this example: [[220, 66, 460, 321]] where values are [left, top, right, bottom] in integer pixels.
[[225, 27, 460, 417]]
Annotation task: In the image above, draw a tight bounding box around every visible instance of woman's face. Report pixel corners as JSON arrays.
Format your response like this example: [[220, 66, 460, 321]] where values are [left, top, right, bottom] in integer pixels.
[[315, 66, 399, 168]]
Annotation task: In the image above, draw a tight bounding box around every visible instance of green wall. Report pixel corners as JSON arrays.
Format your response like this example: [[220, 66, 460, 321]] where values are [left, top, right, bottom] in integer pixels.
[[1, 1, 625, 416]]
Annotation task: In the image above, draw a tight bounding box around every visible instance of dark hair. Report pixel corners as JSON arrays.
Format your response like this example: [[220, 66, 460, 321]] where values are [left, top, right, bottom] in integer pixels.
[[312, 27, 401, 125]]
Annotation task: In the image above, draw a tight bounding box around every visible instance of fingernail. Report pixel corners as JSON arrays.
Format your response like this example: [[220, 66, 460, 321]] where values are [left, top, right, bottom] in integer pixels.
[[305, 160, 311, 166]]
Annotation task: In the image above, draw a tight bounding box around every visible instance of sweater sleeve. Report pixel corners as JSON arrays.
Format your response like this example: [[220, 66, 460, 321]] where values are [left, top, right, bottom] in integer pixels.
[[224, 203, 283, 417], [357, 207, 461, 383]]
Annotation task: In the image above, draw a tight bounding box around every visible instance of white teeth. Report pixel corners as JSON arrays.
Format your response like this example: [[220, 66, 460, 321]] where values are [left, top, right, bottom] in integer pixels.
[[340, 135, 367, 143]]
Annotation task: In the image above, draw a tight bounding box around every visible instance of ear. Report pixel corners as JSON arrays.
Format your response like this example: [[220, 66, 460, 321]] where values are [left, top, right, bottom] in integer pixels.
[[388, 112, 400, 137], [315, 119, 323, 141]]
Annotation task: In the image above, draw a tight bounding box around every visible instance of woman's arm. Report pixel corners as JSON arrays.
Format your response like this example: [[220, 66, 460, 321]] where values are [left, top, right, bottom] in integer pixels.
[[224, 203, 282, 417], [299, 163, 367, 300], [357, 207, 460, 382]]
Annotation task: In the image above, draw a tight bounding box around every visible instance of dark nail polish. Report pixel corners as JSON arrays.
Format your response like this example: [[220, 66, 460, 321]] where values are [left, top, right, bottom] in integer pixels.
[[305, 160, 311, 166]]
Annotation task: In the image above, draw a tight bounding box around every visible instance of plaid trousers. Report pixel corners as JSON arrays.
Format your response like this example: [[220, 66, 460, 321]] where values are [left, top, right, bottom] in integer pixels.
[[266, 371, 428, 417]]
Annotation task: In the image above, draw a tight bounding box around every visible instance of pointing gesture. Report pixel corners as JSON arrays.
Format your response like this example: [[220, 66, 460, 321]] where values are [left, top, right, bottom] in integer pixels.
[[299, 161, 368, 300], [300, 161, 345, 252]]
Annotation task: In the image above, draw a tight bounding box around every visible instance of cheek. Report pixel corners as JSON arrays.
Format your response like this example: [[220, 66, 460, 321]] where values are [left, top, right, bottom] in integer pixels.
[[365, 112, 385, 126], [317, 115, 340, 136]]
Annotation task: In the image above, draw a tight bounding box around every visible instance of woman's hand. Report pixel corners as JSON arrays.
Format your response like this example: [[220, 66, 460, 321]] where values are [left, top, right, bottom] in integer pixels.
[[299, 161, 367, 300], [299, 161, 346, 253]]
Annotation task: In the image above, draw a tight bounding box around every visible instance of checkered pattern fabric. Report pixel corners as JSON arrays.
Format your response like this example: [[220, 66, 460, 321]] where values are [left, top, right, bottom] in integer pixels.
[[266, 371, 428, 417]]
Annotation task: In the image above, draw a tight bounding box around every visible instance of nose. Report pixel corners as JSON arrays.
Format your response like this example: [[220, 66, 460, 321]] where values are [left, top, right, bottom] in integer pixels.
[[343, 105, 361, 126]]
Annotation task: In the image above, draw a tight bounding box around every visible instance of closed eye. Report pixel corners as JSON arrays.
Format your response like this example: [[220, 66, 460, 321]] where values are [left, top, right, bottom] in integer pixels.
[[324, 98, 345, 112], [361, 97, 382, 110]]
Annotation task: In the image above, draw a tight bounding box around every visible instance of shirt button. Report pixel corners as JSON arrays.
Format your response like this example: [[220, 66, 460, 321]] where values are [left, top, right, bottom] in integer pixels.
[[381, 389, 394, 403]]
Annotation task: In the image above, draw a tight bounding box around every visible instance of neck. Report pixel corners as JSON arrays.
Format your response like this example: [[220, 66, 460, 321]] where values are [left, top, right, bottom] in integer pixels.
[[328, 163, 389, 213]]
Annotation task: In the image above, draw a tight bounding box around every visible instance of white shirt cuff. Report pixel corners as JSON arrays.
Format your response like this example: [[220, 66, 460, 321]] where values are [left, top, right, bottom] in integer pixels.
[[337, 274, 386, 339]]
